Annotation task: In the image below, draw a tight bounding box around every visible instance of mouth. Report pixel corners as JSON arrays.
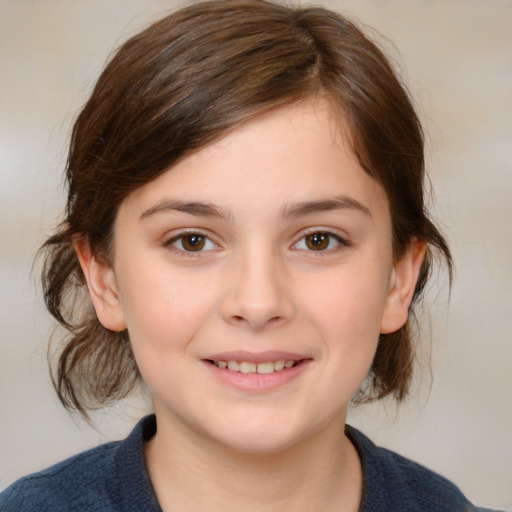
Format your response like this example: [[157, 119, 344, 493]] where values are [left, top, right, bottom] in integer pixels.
[[206, 359, 299, 374], [203, 353, 311, 391]]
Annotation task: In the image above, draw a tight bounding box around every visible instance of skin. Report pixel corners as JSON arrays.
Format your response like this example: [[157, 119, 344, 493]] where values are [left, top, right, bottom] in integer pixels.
[[76, 98, 425, 512]]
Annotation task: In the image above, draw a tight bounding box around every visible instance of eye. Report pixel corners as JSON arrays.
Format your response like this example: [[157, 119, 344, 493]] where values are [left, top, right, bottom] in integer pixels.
[[166, 232, 218, 252], [293, 231, 347, 252]]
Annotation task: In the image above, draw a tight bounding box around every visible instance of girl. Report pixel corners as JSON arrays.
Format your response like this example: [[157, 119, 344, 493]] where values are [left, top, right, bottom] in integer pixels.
[[0, 1, 501, 510]]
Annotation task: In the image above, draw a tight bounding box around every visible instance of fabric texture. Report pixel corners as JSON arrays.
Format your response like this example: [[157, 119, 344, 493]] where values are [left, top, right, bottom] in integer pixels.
[[1, 414, 498, 511]]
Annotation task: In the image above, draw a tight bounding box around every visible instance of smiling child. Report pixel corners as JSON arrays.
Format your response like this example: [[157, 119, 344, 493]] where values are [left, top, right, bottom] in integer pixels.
[[0, 1, 498, 511]]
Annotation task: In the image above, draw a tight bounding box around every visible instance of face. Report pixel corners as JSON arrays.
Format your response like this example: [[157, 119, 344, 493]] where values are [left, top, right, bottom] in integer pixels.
[[83, 99, 421, 454]]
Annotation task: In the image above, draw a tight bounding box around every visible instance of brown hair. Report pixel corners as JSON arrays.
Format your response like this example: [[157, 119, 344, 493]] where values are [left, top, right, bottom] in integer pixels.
[[41, 0, 451, 417]]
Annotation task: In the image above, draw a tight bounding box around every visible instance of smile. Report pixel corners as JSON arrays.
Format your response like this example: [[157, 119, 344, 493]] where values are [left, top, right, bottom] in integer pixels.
[[211, 360, 297, 374], [204, 355, 310, 392]]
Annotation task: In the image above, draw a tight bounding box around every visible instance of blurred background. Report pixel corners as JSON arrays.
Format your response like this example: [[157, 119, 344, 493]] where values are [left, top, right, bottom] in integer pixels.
[[1, 0, 511, 509]]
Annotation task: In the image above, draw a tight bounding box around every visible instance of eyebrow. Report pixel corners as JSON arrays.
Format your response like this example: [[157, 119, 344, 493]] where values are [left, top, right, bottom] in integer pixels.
[[139, 196, 371, 222], [140, 200, 232, 221], [281, 196, 372, 219]]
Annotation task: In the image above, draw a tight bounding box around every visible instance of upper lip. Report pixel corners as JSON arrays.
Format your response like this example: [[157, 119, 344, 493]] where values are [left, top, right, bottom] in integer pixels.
[[204, 351, 310, 363]]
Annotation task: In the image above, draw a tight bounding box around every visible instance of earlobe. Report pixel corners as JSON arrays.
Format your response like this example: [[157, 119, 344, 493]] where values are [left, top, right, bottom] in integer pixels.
[[73, 237, 127, 332], [380, 240, 426, 334]]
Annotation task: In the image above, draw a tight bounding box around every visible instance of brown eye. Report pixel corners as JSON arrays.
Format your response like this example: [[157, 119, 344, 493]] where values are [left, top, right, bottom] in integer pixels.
[[293, 231, 347, 253], [181, 234, 206, 251], [167, 232, 217, 254], [305, 232, 330, 250]]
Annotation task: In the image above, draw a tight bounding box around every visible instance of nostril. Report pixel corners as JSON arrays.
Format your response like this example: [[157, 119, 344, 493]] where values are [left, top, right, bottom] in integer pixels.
[[230, 314, 283, 325]]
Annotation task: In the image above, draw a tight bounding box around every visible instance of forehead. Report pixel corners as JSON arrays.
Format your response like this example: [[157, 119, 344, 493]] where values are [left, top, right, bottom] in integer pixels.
[[117, 99, 390, 226]]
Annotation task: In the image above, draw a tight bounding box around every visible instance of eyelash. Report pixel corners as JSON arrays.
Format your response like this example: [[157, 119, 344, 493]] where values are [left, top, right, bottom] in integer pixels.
[[164, 229, 349, 256], [292, 230, 350, 254], [164, 231, 219, 255]]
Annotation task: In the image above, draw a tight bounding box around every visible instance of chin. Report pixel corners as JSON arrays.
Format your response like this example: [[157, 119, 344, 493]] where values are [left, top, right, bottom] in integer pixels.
[[219, 431, 299, 455], [207, 415, 313, 455]]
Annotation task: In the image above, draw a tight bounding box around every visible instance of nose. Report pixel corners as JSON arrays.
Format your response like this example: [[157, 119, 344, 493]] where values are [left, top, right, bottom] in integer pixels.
[[220, 247, 294, 331]]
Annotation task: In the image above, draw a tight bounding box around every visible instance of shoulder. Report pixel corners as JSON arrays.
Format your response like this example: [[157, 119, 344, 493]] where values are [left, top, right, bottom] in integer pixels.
[[0, 415, 160, 512], [346, 425, 487, 512], [0, 441, 120, 511]]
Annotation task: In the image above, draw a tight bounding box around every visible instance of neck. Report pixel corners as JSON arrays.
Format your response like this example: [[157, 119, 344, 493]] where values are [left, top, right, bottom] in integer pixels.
[[144, 409, 362, 512]]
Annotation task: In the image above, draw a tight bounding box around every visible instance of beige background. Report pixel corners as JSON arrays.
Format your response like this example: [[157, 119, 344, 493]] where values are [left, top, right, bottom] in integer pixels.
[[1, 0, 511, 509]]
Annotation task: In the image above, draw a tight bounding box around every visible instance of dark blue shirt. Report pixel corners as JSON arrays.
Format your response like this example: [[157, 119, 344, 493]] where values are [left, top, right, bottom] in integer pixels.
[[0, 415, 497, 511]]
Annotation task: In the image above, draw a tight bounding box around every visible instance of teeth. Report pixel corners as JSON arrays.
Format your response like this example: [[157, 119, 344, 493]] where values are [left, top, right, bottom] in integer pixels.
[[214, 359, 296, 373], [227, 361, 240, 371], [256, 362, 275, 374], [274, 360, 285, 371], [239, 362, 256, 374]]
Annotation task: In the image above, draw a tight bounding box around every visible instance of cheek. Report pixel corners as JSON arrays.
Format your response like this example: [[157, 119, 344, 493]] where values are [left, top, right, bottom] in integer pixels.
[[299, 260, 391, 339], [117, 266, 217, 366]]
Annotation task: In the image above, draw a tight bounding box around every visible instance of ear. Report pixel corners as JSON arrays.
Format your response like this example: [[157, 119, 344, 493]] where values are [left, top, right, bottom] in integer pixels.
[[73, 237, 127, 332], [380, 239, 426, 334]]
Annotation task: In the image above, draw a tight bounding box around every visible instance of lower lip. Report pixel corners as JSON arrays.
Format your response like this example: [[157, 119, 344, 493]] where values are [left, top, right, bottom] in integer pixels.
[[202, 360, 311, 392]]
